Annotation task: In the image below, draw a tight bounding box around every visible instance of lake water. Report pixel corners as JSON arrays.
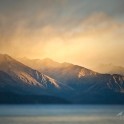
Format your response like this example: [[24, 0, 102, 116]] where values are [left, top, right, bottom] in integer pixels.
[[0, 105, 124, 124]]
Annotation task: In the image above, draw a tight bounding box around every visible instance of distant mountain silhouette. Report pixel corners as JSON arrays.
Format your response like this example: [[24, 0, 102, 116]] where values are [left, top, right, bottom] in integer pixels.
[[92, 64, 124, 75]]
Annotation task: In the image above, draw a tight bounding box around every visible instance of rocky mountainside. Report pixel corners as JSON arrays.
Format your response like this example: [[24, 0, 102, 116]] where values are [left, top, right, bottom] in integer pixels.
[[0, 54, 70, 96], [20, 58, 124, 93], [0, 54, 124, 104]]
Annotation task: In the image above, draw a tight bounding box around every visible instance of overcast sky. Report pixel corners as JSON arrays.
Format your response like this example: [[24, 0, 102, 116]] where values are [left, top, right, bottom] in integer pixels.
[[0, 0, 124, 68]]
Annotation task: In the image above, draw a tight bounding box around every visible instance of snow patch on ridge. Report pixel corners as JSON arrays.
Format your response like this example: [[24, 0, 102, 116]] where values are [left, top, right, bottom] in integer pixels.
[[41, 74, 48, 87], [78, 69, 97, 78], [17, 72, 43, 87], [45, 75, 60, 88]]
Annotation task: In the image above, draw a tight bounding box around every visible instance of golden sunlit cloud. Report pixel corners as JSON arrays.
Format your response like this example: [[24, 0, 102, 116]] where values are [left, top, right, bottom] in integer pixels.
[[0, 0, 124, 69]]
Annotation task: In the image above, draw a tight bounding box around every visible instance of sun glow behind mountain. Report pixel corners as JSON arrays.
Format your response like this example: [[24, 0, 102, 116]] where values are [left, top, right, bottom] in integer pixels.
[[0, 0, 124, 69]]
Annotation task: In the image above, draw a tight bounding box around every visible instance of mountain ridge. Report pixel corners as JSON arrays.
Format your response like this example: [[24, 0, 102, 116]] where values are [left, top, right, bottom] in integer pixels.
[[19, 57, 124, 93], [0, 54, 71, 95], [0, 54, 124, 104]]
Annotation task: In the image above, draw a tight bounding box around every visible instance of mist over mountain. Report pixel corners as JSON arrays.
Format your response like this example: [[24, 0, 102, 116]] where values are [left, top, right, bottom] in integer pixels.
[[0, 54, 124, 104], [92, 64, 124, 76]]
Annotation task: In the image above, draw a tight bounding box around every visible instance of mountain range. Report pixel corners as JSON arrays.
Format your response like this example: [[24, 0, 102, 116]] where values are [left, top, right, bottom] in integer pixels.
[[0, 54, 124, 104]]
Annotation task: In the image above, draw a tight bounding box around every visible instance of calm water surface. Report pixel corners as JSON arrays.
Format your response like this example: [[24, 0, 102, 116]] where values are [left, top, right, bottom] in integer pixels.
[[0, 105, 124, 124]]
